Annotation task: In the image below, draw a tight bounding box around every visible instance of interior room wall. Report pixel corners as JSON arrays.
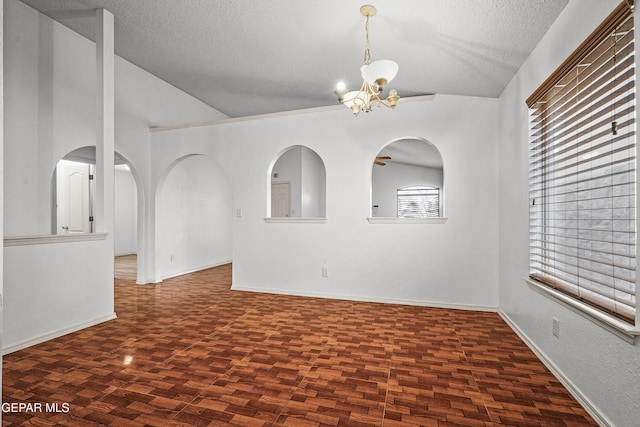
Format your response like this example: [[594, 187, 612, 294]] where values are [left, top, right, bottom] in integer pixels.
[[151, 94, 500, 310], [3, 0, 95, 236], [300, 147, 326, 217], [4, 239, 115, 352], [497, 0, 640, 425], [372, 162, 443, 217]]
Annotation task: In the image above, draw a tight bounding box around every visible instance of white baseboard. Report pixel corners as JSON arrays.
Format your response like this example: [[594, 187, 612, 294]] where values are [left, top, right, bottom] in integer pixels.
[[231, 285, 497, 312], [498, 309, 611, 427], [2, 312, 117, 355], [160, 260, 232, 281]]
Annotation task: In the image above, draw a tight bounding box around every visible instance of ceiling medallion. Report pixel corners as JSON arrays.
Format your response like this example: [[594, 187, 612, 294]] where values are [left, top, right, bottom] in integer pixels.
[[335, 5, 399, 115]]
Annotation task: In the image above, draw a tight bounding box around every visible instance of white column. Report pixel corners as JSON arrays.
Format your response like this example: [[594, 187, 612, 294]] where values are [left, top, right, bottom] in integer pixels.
[[95, 9, 114, 234]]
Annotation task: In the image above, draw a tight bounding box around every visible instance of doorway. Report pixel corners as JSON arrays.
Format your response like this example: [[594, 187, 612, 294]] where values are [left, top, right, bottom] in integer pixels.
[[271, 182, 291, 217], [55, 159, 94, 234]]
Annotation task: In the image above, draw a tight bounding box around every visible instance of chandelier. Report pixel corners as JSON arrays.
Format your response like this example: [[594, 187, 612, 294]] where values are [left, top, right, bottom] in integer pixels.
[[335, 5, 400, 115]]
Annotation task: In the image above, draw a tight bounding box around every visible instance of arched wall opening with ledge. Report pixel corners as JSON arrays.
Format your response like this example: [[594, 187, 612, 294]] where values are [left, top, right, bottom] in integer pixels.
[[370, 137, 446, 223], [267, 145, 326, 219]]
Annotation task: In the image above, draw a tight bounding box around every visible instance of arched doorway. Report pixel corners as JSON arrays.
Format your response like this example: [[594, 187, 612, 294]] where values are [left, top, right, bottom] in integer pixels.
[[155, 154, 233, 280], [53, 146, 144, 282]]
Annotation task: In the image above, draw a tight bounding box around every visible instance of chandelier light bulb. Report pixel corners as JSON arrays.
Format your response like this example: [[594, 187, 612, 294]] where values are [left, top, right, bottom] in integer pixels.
[[335, 81, 348, 102], [387, 89, 399, 108]]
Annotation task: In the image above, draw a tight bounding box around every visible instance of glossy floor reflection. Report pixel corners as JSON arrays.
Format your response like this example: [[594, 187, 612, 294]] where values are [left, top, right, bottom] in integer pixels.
[[3, 264, 596, 426]]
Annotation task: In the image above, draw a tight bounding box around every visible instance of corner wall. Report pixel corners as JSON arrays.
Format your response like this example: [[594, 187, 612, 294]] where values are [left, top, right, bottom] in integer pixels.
[[497, 0, 640, 425]]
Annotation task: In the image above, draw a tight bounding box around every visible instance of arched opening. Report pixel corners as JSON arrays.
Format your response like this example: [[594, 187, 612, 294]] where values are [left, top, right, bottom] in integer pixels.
[[268, 145, 326, 218], [155, 154, 233, 280], [53, 146, 143, 281], [371, 138, 444, 218]]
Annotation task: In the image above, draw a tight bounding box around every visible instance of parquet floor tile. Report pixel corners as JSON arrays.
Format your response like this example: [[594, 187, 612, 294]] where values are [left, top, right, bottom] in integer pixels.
[[3, 263, 597, 426]]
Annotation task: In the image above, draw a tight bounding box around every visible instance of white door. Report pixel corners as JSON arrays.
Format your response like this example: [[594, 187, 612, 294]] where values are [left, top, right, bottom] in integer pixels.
[[64, 163, 91, 233], [271, 182, 290, 217]]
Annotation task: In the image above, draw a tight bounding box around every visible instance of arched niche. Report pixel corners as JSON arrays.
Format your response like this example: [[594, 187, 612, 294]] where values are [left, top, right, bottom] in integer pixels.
[[268, 145, 326, 218], [371, 138, 445, 219]]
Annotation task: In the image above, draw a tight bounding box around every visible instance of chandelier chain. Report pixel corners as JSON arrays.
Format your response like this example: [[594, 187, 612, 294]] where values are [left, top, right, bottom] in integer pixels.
[[364, 15, 371, 65]]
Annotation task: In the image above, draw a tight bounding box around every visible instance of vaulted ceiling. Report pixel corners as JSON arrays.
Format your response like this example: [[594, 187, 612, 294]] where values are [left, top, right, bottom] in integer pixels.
[[19, 0, 569, 118]]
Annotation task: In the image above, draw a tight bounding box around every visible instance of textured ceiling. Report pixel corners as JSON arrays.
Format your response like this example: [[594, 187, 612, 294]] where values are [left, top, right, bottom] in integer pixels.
[[19, 0, 569, 118]]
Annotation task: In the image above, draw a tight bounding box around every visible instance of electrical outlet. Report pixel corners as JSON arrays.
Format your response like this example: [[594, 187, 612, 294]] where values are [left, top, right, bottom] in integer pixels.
[[552, 318, 560, 338], [170, 254, 175, 262], [322, 266, 328, 277]]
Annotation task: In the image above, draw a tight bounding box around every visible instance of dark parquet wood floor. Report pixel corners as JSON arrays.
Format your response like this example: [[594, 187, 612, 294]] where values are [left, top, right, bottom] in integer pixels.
[[3, 264, 597, 426]]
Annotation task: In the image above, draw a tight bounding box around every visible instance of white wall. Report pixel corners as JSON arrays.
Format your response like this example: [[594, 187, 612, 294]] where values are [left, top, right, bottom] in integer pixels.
[[498, 0, 640, 425], [300, 147, 326, 217], [114, 166, 137, 256], [4, 238, 115, 352], [156, 154, 232, 279], [151, 94, 499, 310], [372, 162, 443, 217], [3, 0, 95, 236]]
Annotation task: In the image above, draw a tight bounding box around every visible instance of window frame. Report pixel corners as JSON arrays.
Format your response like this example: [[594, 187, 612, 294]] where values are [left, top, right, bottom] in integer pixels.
[[525, 0, 639, 336]]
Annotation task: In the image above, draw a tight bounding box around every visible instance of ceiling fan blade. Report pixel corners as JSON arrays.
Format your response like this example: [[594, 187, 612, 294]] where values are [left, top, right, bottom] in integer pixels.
[[393, 92, 436, 104], [376, 156, 391, 160], [374, 161, 386, 166]]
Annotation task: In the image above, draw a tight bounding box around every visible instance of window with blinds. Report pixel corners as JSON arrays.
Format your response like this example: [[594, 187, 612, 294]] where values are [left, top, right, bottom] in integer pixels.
[[527, 1, 636, 323], [397, 186, 440, 218]]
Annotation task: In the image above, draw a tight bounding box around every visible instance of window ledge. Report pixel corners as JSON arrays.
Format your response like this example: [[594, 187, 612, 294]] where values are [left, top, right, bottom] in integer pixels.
[[524, 277, 640, 344], [4, 233, 109, 247], [264, 217, 327, 224], [367, 217, 448, 224]]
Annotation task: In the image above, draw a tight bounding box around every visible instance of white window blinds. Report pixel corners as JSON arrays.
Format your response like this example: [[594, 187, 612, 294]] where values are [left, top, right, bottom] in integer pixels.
[[397, 186, 440, 218], [527, 1, 636, 323]]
